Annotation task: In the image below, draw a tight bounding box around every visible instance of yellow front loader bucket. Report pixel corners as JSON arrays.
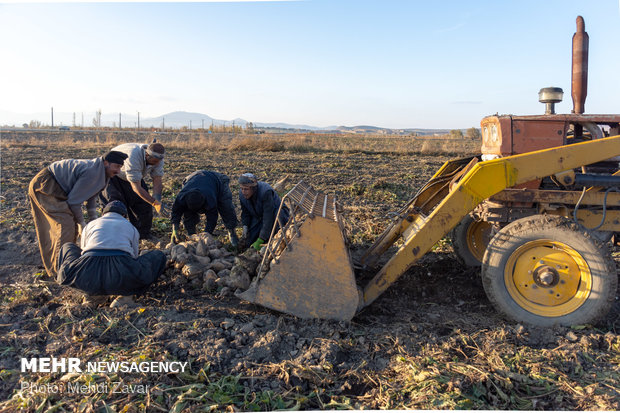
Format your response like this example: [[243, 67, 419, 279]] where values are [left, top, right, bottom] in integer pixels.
[[236, 181, 360, 320]]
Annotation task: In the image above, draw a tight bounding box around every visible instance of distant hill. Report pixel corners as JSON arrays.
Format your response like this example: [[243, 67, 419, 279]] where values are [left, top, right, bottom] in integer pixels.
[[1, 110, 460, 135], [142, 112, 454, 135], [141, 112, 323, 131], [140, 111, 246, 129]]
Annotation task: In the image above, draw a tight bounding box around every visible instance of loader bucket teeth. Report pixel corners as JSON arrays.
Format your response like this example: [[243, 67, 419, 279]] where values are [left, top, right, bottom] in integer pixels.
[[236, 181, 360, 320]]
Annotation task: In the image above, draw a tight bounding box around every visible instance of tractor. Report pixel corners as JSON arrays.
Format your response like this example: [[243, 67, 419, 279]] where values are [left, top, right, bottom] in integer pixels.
[[237, 16, 620, 326]]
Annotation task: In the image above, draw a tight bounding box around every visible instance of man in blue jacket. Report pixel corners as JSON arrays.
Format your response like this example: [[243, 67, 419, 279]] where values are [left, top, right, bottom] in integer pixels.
[[170, 170, 239, 247], [238, 173, 290, 251]]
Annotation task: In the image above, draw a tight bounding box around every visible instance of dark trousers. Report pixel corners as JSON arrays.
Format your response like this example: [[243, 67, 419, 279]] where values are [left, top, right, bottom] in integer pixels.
[[247, 220, 263, 245], [247, 206, 289, 244], [103, 177, 153, 239], [57, 243, 166, 296]]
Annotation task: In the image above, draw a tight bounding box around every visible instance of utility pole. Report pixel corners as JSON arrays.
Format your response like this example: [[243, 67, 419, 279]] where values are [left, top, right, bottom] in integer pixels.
[[202, 119, 204, 130], [162, 117, 165, 130], [81, 112, 84, 128], [119, 113, 122, 129], [51, 107, 54, 127], [189, 120, 192, 130], [73, 112, 76, 127], [137, 112, 140, 130]]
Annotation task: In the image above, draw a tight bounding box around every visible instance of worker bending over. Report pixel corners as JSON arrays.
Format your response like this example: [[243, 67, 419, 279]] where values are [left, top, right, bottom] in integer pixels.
[[102, 142, 167, 241], [238, 173, 290, 251], [28, 151, 127, 276], [170, 170, 239, 247]]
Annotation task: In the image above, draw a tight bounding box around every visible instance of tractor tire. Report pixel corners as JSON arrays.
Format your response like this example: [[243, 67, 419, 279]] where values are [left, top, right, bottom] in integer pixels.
[[451, 215, 493, 267], [481, 214, 617, 326]]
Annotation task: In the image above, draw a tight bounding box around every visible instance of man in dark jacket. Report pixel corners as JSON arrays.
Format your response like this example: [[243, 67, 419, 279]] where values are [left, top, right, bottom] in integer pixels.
[[170, 170, 239, 247], [56, 201, 166, 299], [238, 173, 290, 251]]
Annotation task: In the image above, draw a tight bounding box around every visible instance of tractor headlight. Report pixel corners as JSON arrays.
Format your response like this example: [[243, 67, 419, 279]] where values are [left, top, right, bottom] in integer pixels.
[[482, 124, 499, 146], [490, 124, 498, 143], [481, 121, 501, 158]]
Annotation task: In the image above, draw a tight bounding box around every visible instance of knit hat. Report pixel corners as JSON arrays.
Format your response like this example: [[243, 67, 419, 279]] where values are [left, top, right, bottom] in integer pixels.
[[185, 190, 205, 211], [102, 200, 128, 217], [239, 173, 258, 186], [103, 150, 128, 165]]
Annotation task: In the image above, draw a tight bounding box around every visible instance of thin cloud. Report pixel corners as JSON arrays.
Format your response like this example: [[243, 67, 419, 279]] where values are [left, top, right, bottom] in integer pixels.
[[433, 22, 466, 34], [452, 101, 482, 105], [434, 10, 477, 34]]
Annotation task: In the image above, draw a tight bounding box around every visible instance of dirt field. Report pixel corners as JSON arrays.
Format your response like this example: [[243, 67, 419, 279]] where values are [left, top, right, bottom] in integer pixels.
[[0, 132, 618, 411]]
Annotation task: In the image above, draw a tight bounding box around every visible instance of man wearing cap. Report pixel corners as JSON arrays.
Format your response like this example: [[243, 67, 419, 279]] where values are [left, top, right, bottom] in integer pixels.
[[102, 142, 167, 240], [238, 173, 290, 251], [56, 200, 166, 300], [170, 170, 239, 247], [28, 151, 128, 277]]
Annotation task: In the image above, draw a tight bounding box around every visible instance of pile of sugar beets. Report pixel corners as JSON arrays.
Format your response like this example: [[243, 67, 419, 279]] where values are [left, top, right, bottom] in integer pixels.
[[140, 176, 289, 297], [141, 234, 262, 296]]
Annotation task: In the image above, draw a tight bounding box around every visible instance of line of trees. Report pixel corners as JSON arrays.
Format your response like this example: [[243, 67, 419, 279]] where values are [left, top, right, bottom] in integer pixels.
[[20, 119, 263, 134], [449, 127, 481, 140]]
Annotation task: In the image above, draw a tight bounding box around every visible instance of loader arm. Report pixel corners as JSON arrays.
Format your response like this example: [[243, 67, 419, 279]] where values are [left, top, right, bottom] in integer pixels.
[[362, 134, 620, 307], [360, 156, 477, 268]]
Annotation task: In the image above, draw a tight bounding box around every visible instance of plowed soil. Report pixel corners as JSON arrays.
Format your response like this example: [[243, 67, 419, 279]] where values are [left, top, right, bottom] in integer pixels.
[[0, 134, 618, 411]]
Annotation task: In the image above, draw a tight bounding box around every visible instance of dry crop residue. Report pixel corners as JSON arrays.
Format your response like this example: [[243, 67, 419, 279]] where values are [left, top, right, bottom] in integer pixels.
[[0, 138, 618, 411]]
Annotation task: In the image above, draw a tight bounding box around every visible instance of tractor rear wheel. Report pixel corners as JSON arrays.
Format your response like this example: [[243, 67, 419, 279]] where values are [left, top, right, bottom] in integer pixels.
[[481, 215, 617, 326], [451, 215, 493, 267]]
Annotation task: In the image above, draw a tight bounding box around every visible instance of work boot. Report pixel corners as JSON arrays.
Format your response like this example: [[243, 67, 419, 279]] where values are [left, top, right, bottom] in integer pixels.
[[110, 295, 137, 308], [143, 234, 160, 243], [82, 295, 108, 307]]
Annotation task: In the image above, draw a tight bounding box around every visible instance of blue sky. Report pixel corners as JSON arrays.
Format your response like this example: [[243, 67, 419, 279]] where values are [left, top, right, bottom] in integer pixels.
[[1, 0, 619, 129]]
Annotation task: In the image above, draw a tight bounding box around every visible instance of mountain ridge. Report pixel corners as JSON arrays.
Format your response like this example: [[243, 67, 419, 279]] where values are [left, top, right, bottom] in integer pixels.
[[1, 110, 458, 135]]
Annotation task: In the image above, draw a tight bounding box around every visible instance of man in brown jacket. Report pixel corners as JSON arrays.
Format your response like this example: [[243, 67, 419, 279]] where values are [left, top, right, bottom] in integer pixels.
[[28, 151, 127, 276]]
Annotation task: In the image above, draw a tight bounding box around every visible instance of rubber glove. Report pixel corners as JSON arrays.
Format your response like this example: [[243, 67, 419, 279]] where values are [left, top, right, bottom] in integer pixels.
[[153, 200, 162, 214], [251, 237, 265, 251], [153, 200, 170, 217], [171, 224, 181, 244]]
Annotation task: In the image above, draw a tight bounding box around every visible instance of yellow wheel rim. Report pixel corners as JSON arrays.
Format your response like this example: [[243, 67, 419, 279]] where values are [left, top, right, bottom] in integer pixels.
[[504, 240, 592, 317], [466, 220, 492, 262]]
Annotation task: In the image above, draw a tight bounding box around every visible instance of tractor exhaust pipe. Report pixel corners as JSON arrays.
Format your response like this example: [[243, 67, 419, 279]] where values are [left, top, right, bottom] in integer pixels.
[[572, 16, 588, 114]]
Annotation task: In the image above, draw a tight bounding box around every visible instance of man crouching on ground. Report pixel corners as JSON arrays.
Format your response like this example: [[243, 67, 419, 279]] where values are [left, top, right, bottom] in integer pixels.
[[56, 201, 166, 305]]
